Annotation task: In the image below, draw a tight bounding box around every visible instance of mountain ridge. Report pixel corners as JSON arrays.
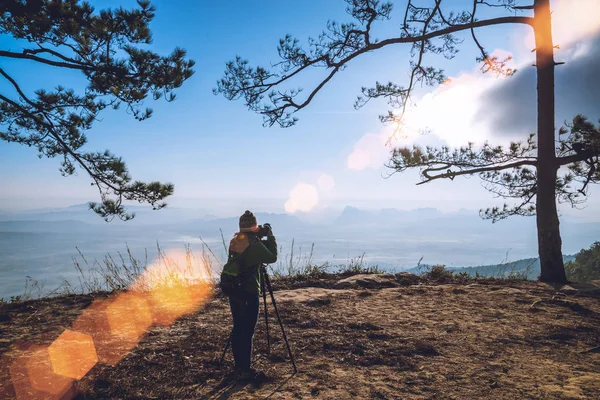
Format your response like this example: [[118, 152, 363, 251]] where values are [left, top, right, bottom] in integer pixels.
[[405, 255, 578, 279]]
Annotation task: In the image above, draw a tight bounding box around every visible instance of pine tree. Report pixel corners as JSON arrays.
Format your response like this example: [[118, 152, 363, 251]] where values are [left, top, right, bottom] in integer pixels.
[[215, 0, 599, 283], [0, 0, 195, 221]]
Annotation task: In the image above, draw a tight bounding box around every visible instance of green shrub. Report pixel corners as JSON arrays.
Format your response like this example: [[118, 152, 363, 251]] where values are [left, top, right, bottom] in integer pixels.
[[423, 265, 454, 283], [565, 242, 600, 282]]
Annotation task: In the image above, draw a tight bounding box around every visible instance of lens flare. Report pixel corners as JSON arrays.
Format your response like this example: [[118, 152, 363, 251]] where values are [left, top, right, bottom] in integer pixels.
[[284, 183, 319, 213], [10, 247, 215, 397], [48, 329, 98, 380], [317, 174, 335, 192], [9, 345, 75, 400], [106, 292, 152, 341], [148, 282, 196, 326], [189, 281, 213, 307], [72, 297, 132, 366], [132, 248, 214, 326]]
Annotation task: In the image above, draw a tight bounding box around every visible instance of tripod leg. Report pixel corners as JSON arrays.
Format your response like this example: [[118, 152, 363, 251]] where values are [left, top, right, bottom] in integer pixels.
[[219, 331, 232, 364], [263, 272, 297, 373], [261, 272, 270, 354]]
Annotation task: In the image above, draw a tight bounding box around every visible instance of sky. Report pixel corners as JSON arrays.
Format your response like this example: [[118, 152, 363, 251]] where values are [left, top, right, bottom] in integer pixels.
[[1, 0, 599, 219]]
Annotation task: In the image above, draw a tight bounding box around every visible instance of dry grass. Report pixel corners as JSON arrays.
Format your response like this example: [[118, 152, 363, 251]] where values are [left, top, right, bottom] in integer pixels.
[[72, 244, 218, 294]]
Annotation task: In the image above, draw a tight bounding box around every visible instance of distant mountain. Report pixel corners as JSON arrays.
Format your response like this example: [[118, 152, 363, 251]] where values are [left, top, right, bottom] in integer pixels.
[[335, 206, 444, 227], [174, 212, 306, 237], [0, 219, 93, 233], [335, 206, 374, 226], [405, 255, 577, 280], [0, 204, 209, 225]]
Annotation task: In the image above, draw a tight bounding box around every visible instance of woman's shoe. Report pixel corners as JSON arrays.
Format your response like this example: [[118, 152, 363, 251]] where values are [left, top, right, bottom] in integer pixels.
[[237, 368, 265, 381]]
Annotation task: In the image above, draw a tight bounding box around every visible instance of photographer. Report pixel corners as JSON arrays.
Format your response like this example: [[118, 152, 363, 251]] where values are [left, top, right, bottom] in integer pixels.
[[223, 210, 277, 380]]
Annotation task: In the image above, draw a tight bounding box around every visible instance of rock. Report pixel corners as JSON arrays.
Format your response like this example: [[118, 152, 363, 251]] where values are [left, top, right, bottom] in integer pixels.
[[558, 285, 579, 295], [529, 297, 592, 314], [334, 279, 355, 289], [334, 274, 398, 289], [557, 283, 600, 298], [274, 288, 350, 303]]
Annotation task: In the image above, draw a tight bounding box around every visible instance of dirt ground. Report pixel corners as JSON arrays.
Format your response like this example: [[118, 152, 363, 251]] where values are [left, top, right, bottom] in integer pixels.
[[1, 274, 600, 399]]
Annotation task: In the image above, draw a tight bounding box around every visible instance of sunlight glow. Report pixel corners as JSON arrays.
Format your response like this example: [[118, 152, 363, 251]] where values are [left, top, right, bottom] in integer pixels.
[[346, 63, 503, 171], [347, 0, 600, 172], [284, 183, 320, 213], [346, 49, 517, 172], [132, 249, 213, 326], [525, 0, 600, 50], [401, 67, 504, 147]]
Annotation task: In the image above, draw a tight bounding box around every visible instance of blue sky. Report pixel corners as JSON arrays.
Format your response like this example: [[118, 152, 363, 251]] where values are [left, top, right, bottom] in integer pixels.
[[1, 0, 599, 219]]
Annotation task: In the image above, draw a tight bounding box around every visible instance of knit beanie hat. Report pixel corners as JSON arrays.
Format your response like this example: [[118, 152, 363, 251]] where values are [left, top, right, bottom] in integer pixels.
[[239, 210, 259, 232]]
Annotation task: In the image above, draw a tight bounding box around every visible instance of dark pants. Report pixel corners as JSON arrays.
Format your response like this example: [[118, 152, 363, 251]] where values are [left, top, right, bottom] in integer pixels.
[[229, 292, 260, 372]]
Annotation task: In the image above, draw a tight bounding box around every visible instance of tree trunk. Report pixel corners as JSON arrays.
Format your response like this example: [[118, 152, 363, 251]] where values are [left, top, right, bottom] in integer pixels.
[[534, 0, 567, 283]]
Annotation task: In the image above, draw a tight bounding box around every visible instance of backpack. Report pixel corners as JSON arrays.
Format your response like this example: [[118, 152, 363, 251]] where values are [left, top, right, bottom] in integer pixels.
[[219, 233, 250, 296], [220, 257, 244, 296]]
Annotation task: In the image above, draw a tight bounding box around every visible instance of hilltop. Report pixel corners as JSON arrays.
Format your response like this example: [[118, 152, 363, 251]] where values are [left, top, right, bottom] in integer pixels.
[[1, 273, 600, 399]]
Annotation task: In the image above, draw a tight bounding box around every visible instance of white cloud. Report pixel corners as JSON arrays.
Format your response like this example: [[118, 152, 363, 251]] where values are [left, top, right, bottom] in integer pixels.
[[284, 183, 319, 213], [347, 131, 390, 170], [401, 72, 501, 147], [317, 174, 335, 192]]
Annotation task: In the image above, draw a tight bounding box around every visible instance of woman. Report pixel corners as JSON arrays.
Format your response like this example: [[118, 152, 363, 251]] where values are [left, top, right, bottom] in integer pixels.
[[226, 210, 277, 380]]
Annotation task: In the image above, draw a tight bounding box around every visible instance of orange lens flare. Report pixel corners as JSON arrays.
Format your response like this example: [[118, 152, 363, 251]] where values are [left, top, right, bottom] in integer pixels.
[[106, 292, 152, 341], [72, 297, 139, 366], [9, 345, 74, 400], [9, 247, 215, 396], [148, 282, 197, 326], [48, 330, 98, 380], [189, 281, 213, 308], [133, 248, 214, 326]]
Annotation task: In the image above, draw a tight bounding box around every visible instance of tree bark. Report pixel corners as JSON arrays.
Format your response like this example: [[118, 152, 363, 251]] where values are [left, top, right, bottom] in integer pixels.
[[534, 0, 567, 283]]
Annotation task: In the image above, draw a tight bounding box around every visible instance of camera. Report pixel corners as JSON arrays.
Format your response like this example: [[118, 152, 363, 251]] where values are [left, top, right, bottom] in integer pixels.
[[256, 223, 272, 237]]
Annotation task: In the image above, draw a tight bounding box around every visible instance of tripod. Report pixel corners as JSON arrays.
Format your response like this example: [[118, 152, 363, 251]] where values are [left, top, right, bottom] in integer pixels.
[[220, 264, 297, 373]]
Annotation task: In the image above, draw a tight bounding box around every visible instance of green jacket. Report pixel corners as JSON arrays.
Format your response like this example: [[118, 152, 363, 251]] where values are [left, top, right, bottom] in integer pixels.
[[222, 232, 278, 295]]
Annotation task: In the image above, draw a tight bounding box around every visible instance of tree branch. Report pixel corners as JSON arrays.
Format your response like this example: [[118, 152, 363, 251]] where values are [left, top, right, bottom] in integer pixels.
[[0, 50, 92, 70], [557, 153, 598, 166], [0, 67, 39, 109], [23, 46, 89, 67], [216, 10, 533, 127], [417, 159, 537, 185], [387, 0, 442, 140]]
